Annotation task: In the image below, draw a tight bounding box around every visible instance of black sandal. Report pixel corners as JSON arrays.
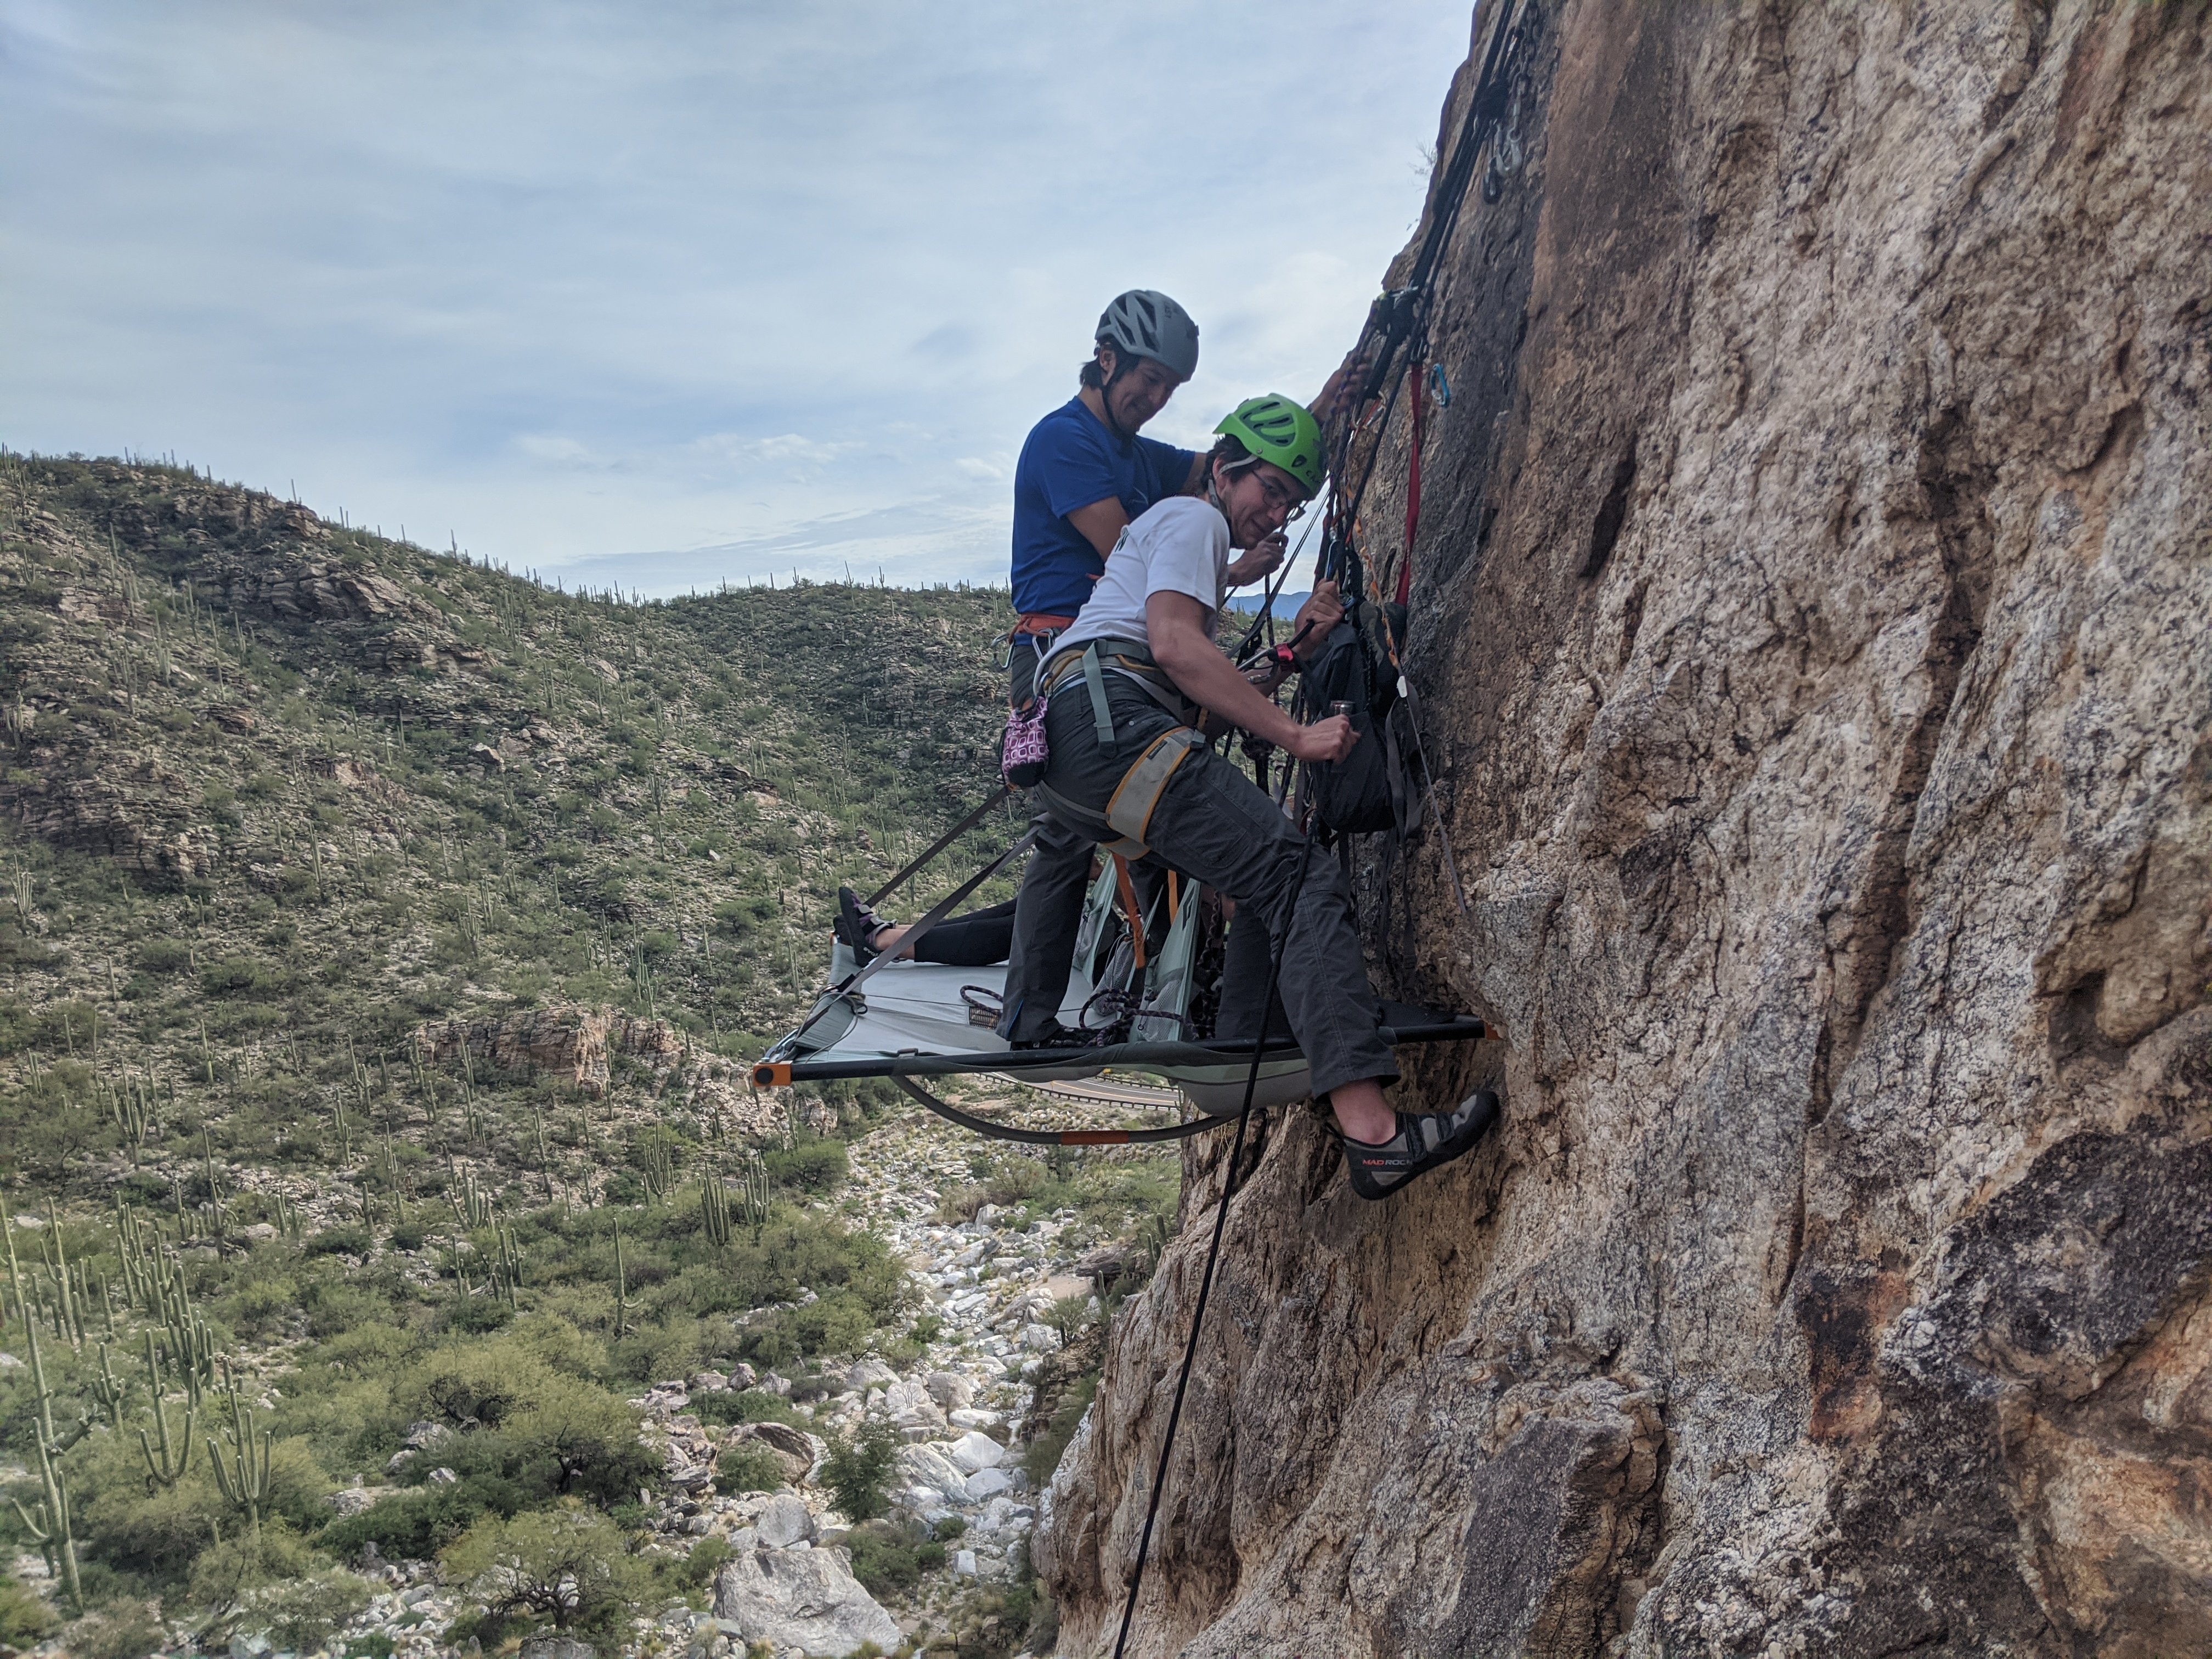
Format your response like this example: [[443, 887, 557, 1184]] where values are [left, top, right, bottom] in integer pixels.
[[1336, 1088, 1499, 1200], [836, 887, 886, 966]]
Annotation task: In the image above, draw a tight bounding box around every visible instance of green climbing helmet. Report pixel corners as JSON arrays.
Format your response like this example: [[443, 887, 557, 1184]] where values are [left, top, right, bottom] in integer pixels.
[[1214, 395, 1326, 497]]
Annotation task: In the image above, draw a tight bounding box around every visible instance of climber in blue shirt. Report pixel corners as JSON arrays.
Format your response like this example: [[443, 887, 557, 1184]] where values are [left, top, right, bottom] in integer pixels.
[[1005, 290, 1206, 709]]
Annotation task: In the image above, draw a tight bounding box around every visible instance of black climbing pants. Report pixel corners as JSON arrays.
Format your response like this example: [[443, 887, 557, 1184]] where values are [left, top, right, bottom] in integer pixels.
[[998, 823, 1171, 1040], [906, 900, 1015, 968], [1000, 674, 1396, 1100]]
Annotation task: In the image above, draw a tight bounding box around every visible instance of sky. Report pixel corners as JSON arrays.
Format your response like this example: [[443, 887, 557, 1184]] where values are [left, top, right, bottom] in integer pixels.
[[2, 1, 1475, 595]]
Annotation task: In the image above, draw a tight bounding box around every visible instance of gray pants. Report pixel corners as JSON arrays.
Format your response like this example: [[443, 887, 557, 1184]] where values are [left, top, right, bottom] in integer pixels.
[[1001, 673, 1396, 1099], [1007, 631, 1053, 712]]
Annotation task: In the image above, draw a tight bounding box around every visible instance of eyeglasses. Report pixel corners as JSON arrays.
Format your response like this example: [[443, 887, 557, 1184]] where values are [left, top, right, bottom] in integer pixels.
[[1256, 476, 1308, 522]]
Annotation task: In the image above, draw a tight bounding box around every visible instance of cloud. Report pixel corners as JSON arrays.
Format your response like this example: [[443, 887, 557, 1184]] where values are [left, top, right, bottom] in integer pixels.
[[510, 434, 600, 466], [1, 0, 1478, 588], [911, 324, 979, 360]]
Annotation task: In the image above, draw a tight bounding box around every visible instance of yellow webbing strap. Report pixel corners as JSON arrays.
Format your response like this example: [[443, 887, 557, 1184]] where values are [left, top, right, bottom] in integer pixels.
[[1105, 726, 1204, 853]]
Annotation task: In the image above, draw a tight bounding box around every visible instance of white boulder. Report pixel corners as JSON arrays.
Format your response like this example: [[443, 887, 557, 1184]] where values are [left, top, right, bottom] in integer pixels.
[[946, 1431, 1005, 1475], [894, 1443, 971, 1505], [923, 1371, 975, 1411], [964, 1467, 1014, 1503], [753, 1493, 816, 1549], [844, 1358, 898, 1392], [713, 1548, 901, 1659]]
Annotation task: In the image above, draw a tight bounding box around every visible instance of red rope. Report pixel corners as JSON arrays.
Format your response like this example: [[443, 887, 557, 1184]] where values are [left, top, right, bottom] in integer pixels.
[[1398, 358, 1424, 607]]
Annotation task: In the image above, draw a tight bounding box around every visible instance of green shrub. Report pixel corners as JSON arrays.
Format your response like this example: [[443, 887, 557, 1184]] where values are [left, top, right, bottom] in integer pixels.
[[221, 1274, 300, 1341], [764, 1139, 848, 1193], [509, 1376, 661, 1505], [185, 1522, 324, 1615], [402, 1339, 549, 1430], [985, 1160, 1047, 1208], [441, 1502, 647, 1637], [692, 1389, 804, 1429], [306, 1223, 372, 1256], [0, 1575, 58, 1649], [319, 1485, 489, 1561], [69, 1431, 230, 1585], [301, 1281, 385, 1336], [712, 1447, 786, 1497], [59, 1602, 163, 1659], [200, 954, 287, 998], [1024, 1372, 1097, 1489], [133, 937, 195, 974], [821, 1419, 900, 1524], [843, 1519, 939, 1596], [242, 1567, 375, 1654], [445, 1294, 515, 1334], [1047, 1293, 1096, 1347], [675, 1536, 731, 1592]]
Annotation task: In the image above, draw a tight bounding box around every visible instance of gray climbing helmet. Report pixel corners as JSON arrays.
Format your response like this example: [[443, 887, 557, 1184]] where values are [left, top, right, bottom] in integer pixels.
[[1097, 290, 1200, 380]]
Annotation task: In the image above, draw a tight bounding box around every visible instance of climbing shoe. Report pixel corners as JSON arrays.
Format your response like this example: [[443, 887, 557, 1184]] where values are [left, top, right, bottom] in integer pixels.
[[1337, 1088, 1499, 1201], [835, 887, 884, 966]]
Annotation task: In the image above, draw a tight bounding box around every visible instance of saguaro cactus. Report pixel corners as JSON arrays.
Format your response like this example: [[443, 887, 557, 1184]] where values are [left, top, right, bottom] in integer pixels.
[[493, 1226, 523, 1310], [10, 1440, 81, 1609], [613, 1217, 630, 1337], [86, 1343, 130, 1429], [699, 1176, 732, 1249], [137, 1331, 198, 1492], [207, 1376, 274, 1540], [738, 1149, 772, 1239], [110, 1072, 155, 1166]]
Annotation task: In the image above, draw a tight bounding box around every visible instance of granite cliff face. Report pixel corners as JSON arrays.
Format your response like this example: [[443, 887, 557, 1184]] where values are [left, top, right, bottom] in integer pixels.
[[1037, 3, 2212, 1654]]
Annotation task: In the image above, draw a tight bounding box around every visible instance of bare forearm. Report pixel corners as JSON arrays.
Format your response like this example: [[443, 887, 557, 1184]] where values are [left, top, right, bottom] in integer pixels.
[[1154, 631, 1301, 746]]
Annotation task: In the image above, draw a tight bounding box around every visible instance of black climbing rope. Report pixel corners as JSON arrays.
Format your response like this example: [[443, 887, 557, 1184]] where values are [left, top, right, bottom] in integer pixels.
[[1327, 0, 1542, 548], [1111, 836, 1316, 1659]]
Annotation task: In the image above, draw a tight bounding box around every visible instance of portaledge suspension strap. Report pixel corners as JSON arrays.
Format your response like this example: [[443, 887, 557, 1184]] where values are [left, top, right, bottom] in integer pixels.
[[841, 823, 1039, 998], [865, 788, 1013, 910]]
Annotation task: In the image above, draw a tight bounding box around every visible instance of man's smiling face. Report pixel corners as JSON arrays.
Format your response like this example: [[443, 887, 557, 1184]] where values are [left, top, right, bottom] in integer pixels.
[[1099, 349, 1186, 434]]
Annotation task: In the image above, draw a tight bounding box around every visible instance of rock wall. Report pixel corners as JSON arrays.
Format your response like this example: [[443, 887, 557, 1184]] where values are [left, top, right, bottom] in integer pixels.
[[1039, 2, 2212, 1654]]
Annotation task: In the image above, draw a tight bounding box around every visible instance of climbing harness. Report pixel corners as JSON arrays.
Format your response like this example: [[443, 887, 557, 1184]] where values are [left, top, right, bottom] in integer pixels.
[[1029, 640, 1207, 860]]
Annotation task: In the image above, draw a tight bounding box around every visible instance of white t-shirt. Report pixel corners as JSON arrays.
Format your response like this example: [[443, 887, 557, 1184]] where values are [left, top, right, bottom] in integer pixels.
[[1051, 495, 1228, 663]]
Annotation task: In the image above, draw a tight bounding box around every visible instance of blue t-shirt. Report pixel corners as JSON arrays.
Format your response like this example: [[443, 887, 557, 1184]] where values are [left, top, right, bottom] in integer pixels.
[[1009, 397, 1197, 618]]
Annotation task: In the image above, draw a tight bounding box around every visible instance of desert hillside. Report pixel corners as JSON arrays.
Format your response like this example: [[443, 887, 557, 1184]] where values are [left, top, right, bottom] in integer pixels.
[[0, 456, 1159, 1659]]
